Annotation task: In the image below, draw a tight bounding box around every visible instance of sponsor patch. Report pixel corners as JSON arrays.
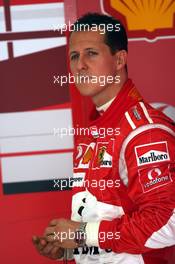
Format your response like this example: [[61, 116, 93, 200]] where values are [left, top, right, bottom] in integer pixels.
[[93, 141, 113, 168], [72, 172, 85, 187], [135, 141, 170, 167], [138, 164, 172, 193], [74, 143, 95, 169], [132, 107, 141, 121]]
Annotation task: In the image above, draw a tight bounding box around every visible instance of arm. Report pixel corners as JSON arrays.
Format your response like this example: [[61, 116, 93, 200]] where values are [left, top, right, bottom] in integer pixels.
[[86, 128, 175, 253]]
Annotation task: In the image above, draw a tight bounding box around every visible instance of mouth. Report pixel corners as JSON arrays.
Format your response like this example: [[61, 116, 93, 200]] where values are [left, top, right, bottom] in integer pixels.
[[76, 74, 92, 83], [77, 74, 91, 78]]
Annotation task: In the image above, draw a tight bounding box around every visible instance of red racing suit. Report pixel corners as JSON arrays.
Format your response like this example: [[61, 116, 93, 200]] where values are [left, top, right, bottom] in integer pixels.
[[71, 79, 175, 264]]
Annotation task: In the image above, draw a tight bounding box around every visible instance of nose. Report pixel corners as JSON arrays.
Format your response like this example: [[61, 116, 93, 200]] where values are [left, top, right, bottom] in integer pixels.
[[76, 55, 88, 72]]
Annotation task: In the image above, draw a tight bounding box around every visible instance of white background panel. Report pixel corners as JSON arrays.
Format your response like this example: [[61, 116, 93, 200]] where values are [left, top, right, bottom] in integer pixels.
[[0, 109, 72, 137], [2, 152, 73, 183], [11, 3, 65, 32], [0, 41, 8, 60], [0, 133, 73, 153], [0, 109, 73, 153], [13, 37, 66, 57], [0, 6, 5, 33]]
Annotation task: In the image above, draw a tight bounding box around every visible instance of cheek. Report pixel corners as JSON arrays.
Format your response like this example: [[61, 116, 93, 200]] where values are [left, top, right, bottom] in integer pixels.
[[70, 63, 75, 73], [93, 58, 116, 77]]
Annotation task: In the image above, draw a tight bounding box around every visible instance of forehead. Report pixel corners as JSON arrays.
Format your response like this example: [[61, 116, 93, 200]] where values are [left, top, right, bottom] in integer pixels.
[[69, 30, 105, 51]]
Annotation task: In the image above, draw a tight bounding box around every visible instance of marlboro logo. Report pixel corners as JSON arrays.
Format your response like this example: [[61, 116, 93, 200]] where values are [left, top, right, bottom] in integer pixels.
[[138, 151, 169, 164], [135, 142, 170, 166]]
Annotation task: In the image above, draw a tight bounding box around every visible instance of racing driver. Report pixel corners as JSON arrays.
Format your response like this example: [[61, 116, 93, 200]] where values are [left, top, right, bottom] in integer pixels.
[[33, 13, 175, 264]]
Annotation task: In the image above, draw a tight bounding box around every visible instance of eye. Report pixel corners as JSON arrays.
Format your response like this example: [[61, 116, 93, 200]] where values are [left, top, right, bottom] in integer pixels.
[[70, 53, 79, 61], [87, 50, 98, 56]]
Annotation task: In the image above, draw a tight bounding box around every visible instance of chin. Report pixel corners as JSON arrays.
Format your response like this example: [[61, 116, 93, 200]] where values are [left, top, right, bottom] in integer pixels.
[[76, 83, 104, 97]]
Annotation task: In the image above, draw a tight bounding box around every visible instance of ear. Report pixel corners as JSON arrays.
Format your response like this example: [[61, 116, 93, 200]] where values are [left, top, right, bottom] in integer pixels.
[[115, 50, 127, 71]]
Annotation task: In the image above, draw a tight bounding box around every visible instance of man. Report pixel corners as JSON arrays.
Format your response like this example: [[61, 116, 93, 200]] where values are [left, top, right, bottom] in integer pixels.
[[33, 13, 175, 264]]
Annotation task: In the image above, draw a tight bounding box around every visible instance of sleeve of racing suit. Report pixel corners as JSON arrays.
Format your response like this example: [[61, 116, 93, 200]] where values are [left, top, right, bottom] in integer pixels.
[[86, 128, 175, 254]]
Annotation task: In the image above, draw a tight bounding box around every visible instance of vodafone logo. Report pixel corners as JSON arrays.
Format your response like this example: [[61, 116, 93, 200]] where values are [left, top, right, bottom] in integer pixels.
[[138, 165, 172, 193], [148, 168, 161, 180], [135, 141, 170, 167]]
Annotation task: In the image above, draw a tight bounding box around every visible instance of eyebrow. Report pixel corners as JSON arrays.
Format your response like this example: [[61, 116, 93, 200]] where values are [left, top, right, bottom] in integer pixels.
[[69, 47, 97, 56]]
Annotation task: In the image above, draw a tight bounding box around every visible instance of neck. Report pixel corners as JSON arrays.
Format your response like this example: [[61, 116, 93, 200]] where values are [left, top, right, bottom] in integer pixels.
[[92, 72, 128, 107]]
